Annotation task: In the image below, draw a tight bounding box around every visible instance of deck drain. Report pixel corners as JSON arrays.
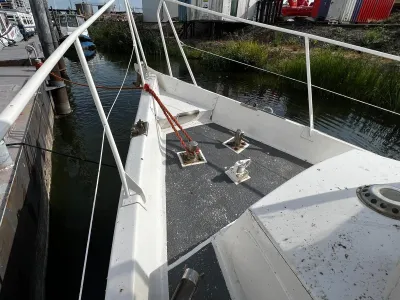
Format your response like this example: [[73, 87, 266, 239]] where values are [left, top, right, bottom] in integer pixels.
[[357, 184, 400, 220]]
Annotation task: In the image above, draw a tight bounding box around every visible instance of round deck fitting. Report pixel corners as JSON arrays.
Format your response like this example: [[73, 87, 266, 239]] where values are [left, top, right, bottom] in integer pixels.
[[357, 185, 400, 220]]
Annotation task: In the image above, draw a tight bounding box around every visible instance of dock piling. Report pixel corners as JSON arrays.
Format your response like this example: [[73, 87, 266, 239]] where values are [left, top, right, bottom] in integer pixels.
[[29, 0, 71, 115]]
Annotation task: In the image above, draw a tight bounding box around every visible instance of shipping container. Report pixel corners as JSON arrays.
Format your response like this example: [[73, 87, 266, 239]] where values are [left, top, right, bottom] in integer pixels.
[[188, 0, 260, 21], [351, 0, 364, 22], [188, 0, 231, 21], [372, 0, 395, 20], [311, 0, 331, 19], [340, 0, 358, 23], [255, 0, 283, 24], [357, 0, 379, 22], [179, 0, 191, 22], [326, 0, 346, 22], [75, 3, 93, 16], [247, 0, 260, 20], [357, 0, 394, 22], [236, 0, 259, 19], [143, 0, 179, 22]]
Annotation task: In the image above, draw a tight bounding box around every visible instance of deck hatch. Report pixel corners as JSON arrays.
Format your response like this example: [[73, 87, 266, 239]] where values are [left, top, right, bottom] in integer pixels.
[[357, 184, 400, 220]]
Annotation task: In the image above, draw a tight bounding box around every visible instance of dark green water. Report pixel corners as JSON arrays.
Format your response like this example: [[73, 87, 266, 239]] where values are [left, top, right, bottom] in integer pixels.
[[46, 52, 400, 299]]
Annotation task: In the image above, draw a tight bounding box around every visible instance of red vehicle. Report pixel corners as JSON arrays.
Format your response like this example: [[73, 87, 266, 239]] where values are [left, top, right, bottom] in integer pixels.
[[282, 0, 313, 17]]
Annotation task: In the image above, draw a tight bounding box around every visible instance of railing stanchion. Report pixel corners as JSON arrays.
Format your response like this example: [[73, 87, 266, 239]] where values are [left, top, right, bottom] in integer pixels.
[[125, 0, 148, 68], [157, 0, 173, 77], [305, 36, 314, 135], [124, 0, 145, 85], [163, 1, 197, 86], [74, 39, 131, 197]]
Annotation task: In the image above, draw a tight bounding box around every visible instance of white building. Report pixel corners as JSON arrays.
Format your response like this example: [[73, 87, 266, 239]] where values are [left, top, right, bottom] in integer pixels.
[[0, 0, 31, 12], [143, 0, 178, 22]]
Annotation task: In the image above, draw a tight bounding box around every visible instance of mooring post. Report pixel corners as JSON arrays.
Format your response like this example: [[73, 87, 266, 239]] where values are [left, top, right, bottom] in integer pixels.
[[43, 0, 69, 79], [29, 0, 71, 115]]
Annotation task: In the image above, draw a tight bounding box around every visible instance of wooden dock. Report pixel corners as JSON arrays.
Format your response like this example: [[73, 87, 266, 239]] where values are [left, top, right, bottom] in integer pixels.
[[0, 35, 43, 67], [0, 35, 53, 299]]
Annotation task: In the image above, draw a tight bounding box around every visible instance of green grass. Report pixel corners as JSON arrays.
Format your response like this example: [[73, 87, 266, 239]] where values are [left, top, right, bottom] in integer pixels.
[[89, 19, 400, 111], [182, 42, 400, 111], [276, 49, 400, 110], [361, 28, 390, 49], [182, 40, 271, 71], [89, 19, 164, 54]]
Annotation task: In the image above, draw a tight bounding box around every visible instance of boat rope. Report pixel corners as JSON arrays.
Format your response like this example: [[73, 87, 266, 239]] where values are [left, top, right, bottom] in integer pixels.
[[77, 48, 135, 300], [49, 72, 143, 90], [48, 70, 195, 153], [5, 142, 117, 168], [181, 42, 400, 117], [143, 83, 195, 153]]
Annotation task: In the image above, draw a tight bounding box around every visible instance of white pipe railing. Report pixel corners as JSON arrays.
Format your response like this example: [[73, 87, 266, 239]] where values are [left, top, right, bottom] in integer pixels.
[[163, 1, 197, 85], [157, 0, 173, 76], [0, 0, 146, 198], [0, 0, 116, 140], [165, 0, 400, 62], [74, 39, 131, 198], [304, 37, 314, 134], [125, 0, 148, 68], [162, 0, 400, 132], [124, 0, 146, 86]]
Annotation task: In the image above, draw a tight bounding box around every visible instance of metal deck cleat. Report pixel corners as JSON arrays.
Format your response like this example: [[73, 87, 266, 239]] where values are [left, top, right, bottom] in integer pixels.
[[177, 141, 207, 168], [223, 129, 250, 154], [225, 159, 251, 184]]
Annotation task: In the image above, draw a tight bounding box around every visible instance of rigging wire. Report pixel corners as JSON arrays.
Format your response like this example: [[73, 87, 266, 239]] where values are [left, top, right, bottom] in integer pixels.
[[6, 142, 117, 168], [77, 47, 135, 300], [50, 71, 143, 90], [181, 42, 400, 117]]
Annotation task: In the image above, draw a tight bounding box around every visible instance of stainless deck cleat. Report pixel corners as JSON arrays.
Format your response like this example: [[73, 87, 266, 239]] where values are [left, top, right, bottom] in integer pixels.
[[223, 129, 250, 154], [177, 141, 207, 168], [225, 159, 251, 184]]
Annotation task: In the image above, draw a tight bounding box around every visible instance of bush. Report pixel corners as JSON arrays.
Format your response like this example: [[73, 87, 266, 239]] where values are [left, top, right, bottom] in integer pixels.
[[89, 19, 164, 55]]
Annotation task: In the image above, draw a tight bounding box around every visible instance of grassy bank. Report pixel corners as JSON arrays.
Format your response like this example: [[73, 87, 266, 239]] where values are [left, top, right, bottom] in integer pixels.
[[172, 40, 400, 111], [89, 18, 164, 54], [89, 20, 400, 111]]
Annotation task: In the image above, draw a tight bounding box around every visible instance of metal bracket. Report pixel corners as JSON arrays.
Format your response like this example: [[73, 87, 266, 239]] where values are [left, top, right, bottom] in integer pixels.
[[45, 85, 65, 92], [45, 80, 66, 92], [300, 127, 314, 142], [176, 110, 199, 119], [121, 172, 146, 207], [131, 119, 149, 138], [240, 102, 258, 111], [0, 140, 13, 170]]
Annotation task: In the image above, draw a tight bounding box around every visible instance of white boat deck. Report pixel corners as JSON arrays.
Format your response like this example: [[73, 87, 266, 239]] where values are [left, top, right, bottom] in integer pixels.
[[249, 150, 400, 300], [158, 89, 212, 129], [107, 68, 400, 300]]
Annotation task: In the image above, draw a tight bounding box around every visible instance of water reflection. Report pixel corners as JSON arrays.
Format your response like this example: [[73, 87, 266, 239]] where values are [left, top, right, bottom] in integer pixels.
[[47, 53, 140, 300]]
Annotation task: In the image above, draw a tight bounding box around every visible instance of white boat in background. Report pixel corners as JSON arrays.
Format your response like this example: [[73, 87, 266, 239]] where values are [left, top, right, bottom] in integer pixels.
[[0, 11, 23, 50], [1, 9, 35, 35], [3, 0, 400, 299], [55, 14, 89, 38], [54, 13, 96, 57]]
